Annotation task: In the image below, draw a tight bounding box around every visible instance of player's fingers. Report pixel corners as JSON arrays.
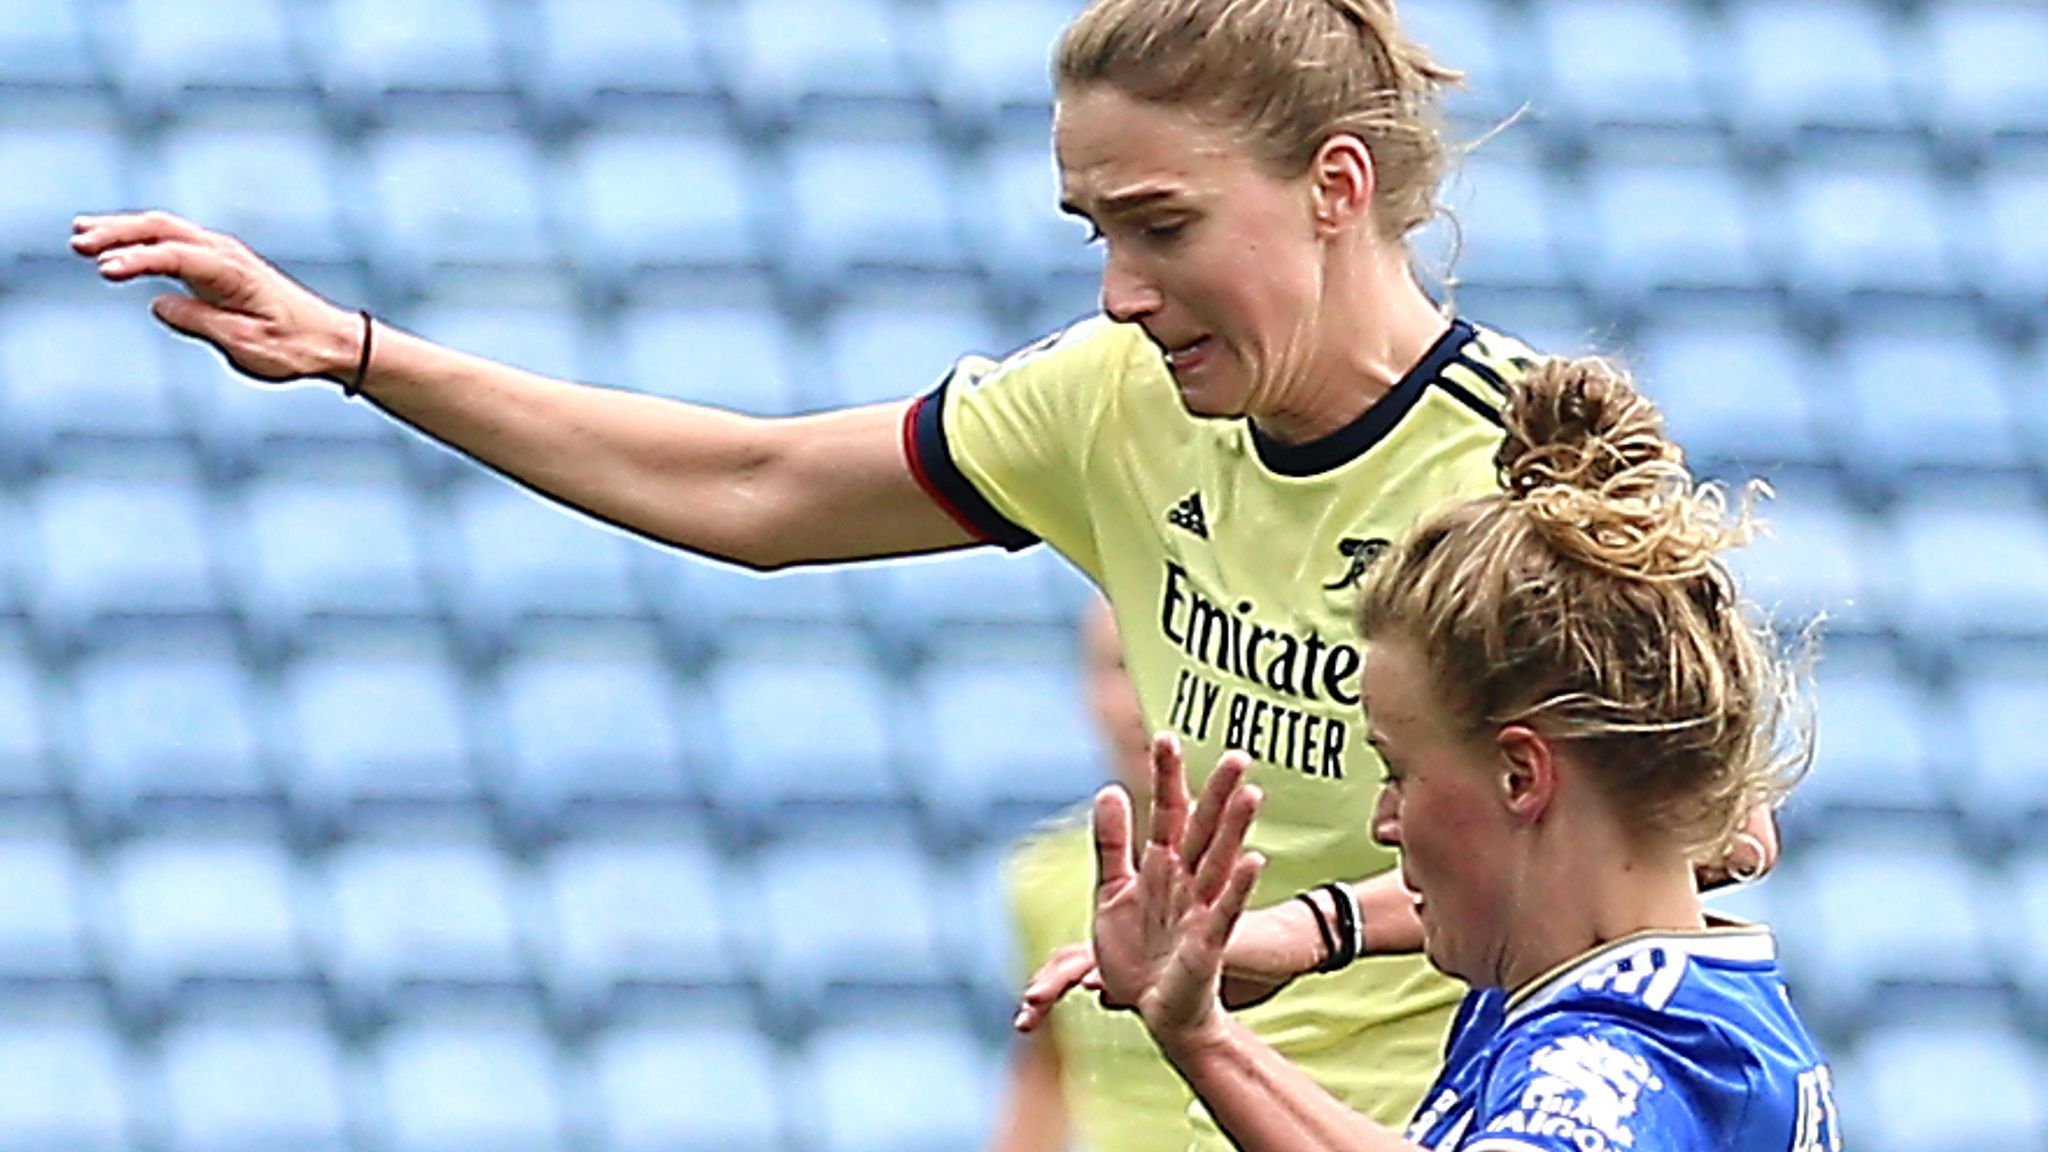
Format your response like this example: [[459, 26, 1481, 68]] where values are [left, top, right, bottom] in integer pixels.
[[1148, 733, 1190, 853], [149, 293, 232, 341], [1181, 750, 1250, 863], [69, 209, 212, 257], [1193, 784, 1262, 906], [1201, 852, 1266, 953], [1092, 785, 1137, 897], [1013, 944, 1097, 1032]]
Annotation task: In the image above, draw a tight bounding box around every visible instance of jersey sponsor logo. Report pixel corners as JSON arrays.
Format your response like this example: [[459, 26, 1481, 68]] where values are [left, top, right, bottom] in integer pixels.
[[1480, 1035, 1662, 1152], [1166, 491, 1210, 539], [1323, 536, 1392, 591], [1407, 1087, 1473, 1150], [1578, 946, 1687, 1011], [1157, 562, 1358, 778]]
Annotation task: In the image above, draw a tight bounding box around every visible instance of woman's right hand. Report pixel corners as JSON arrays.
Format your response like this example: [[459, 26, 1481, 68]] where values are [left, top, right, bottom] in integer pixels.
[[70, 210, 362, 386]]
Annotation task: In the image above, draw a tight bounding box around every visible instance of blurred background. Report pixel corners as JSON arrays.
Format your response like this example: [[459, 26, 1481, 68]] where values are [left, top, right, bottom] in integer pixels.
[[0, 0, 2043, 1149]]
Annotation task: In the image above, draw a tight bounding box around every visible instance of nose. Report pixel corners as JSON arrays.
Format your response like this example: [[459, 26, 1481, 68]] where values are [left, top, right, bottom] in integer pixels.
[[1099, 245, 1161, 324], [1371, 785, 1401, 848]]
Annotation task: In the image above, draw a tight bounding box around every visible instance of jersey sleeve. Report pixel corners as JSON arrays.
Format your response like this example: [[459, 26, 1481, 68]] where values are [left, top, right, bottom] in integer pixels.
[[902, 317, 1132, 575], [1461, 1017, 1722, 1152]]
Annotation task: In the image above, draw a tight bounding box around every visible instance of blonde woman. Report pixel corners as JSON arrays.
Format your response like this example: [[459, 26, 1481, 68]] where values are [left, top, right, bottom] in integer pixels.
[[1088, 358, 1837, 1152]]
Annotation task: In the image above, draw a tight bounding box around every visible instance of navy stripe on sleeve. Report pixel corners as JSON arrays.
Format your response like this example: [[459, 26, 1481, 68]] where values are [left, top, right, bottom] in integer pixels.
[[902, 377, 1040, 551]]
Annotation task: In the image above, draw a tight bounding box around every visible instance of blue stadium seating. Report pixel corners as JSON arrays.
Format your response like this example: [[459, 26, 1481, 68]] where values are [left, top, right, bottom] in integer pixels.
[[585, 1018, 785, 1152], [152, 1004, 353, 1152], [8, 3, 2048, 1147]]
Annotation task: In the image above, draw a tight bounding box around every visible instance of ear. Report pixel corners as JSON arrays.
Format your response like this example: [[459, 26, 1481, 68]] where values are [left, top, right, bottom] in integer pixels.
[[1493, 724, 1556, 825], [1308, 133, 1376, 235]]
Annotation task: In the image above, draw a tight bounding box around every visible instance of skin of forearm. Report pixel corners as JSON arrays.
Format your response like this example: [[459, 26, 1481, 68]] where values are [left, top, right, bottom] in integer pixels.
[[356, 326, 952, 568], [1157, 1015, 1420, 1152], [1351, 872, 1425, 955]]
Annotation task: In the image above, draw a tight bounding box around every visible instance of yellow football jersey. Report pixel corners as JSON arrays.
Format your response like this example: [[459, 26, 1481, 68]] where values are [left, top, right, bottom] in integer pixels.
[[907, 315, 1540, 1134]]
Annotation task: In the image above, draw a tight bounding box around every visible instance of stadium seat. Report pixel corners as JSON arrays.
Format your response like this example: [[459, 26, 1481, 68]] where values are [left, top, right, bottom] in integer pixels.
[[556, 126, 763, 284], [176, 344, 410, 468], [2006, 848, 2048, 1006], [908, 653, 1102, 836], [1844, 1012, 2047, 1152], [0, 1006, 133, 1152], [821, 290, 999, 408], [363, 127, 555, 283], [153, 1006, 352, 1152], [519, 0, 723, 123], [539, 835, 743, 1019], [0, 122, 130, 265], [233, 472, 440, 640], [863, 546, 1085, 657], [321, 837, 534, 1009], [1632, 308, 1830, 470], [0, 831, 94, 983], [0, 293, 187, 454], [101, 836, 313, 1011], [1773, 827, 2003, 1030], [647, 556, 869, 653], [490, 645, 704, 830], [104, 0, 307, 113], [1397, 0, 1523, 127], [1531, 0, 1715, 132], [1835, 321, 2023, 477], [749, 825, 955, 1022], [371, 1012, 567, 1152], [1921, 2, 2048, 146], [614, 299, 803, 416], [803, 1018, 998, 1152], [442, 477, 648, 650], [66, 638, 273, 827], [1771, 146, 1961, 301], [1724, 474, 1893, 636], [1436, 140, 1569, 293], [1970, 148, 2048, 307], [313, 0, 514, 117], [1890, 478, 2048, 648], [140, 122, 350, 267], [1719, 0, 1914, 143], [585, 1019, 784, 1152], [1789, 638, 1954, 825], [0, 0, 100, 89], [1580, 136, 1767, 301], [702, 647, 907, 827], [280, 644, 482, 824], [0, 636, 58, 807], [721, 0, 928, 122], [775, 129, 969, 286], [1952, 658, 2048, 841], [29, 468, 228, 639], [928, 0, 1066, 137], [965, 133, 1098, 283]]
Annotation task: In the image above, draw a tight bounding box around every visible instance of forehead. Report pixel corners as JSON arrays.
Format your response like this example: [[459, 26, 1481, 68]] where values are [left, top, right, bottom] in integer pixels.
[[1052, 85, 1258, 209], [1361, 639, 1435, 741]]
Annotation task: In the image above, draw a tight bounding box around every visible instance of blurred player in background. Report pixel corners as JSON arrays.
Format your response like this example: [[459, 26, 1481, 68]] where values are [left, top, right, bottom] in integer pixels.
[[71, 0, 1766, 1141], [987, 596, 1193, 1152], [1090, 357, 1838, 1152]]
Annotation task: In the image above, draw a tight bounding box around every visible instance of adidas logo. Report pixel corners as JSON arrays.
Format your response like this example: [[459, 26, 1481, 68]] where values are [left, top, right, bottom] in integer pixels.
[[1167, 491, 1210, 539]]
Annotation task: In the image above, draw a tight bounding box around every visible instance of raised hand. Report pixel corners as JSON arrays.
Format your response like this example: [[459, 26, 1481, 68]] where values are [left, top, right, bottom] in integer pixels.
[[70, 211, 361, 385], [1089, 735, 1264, 1042]]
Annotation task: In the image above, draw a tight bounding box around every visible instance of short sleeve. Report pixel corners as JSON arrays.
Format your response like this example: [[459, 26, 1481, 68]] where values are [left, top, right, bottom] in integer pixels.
[[902, 317, 1130, 571], [1462, 1019, 1714, 1152]]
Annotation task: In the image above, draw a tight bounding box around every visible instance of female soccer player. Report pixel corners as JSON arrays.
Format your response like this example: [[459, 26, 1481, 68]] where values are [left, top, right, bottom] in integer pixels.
[[69, 0, 1764, 1141], [1086, 356, 1838, 1152]]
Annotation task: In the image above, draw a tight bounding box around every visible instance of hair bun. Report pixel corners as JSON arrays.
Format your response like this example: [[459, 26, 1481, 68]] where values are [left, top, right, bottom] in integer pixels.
[[1496, 356, 1749, 581]]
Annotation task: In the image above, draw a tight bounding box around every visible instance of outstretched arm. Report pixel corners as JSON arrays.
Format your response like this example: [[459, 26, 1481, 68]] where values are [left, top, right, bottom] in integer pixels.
[[71, 211, 975, 569], [1090, 737, 1420, 1152]]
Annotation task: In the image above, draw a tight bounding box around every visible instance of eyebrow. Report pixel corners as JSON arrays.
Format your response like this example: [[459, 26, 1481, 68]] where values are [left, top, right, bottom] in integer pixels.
[[1058, 186, 1181, 219]]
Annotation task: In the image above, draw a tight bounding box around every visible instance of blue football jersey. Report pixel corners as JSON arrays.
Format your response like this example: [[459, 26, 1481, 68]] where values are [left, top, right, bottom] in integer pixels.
[[1404, 926, 1843, 1152]]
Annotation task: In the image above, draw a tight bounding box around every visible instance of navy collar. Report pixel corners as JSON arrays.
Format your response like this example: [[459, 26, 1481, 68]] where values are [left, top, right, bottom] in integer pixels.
[[1249, 318, 1476, 478]]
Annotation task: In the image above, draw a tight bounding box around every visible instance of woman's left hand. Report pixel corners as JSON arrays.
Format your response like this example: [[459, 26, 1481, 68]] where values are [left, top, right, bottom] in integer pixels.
[[1089, 735, 1266, 1042]]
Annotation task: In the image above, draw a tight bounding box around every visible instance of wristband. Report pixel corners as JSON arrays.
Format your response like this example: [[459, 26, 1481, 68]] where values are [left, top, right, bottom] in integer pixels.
[[344, 309, 374, 398], [1295, 890, 1339, 971]]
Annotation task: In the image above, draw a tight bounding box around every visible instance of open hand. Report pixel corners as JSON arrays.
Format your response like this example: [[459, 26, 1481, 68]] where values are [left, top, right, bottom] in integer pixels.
[[70, 210, 360, 384], [1089, 735, 1264, 1042]]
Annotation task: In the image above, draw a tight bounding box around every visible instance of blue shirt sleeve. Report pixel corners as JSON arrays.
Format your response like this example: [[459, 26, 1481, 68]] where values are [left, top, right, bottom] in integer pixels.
[[1460, 1015, 1719, 1152]]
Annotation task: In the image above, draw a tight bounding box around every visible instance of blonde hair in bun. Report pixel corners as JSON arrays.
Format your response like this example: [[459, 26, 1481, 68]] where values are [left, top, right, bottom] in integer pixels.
[[1356, 356, 1811, 861]]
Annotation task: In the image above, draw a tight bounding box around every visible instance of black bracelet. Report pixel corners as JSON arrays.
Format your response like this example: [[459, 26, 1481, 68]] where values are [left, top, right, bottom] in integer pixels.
[[344, 308, 374, 398], [1320, 881, 1361, 971], [1295, 890, 1339, 972]]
